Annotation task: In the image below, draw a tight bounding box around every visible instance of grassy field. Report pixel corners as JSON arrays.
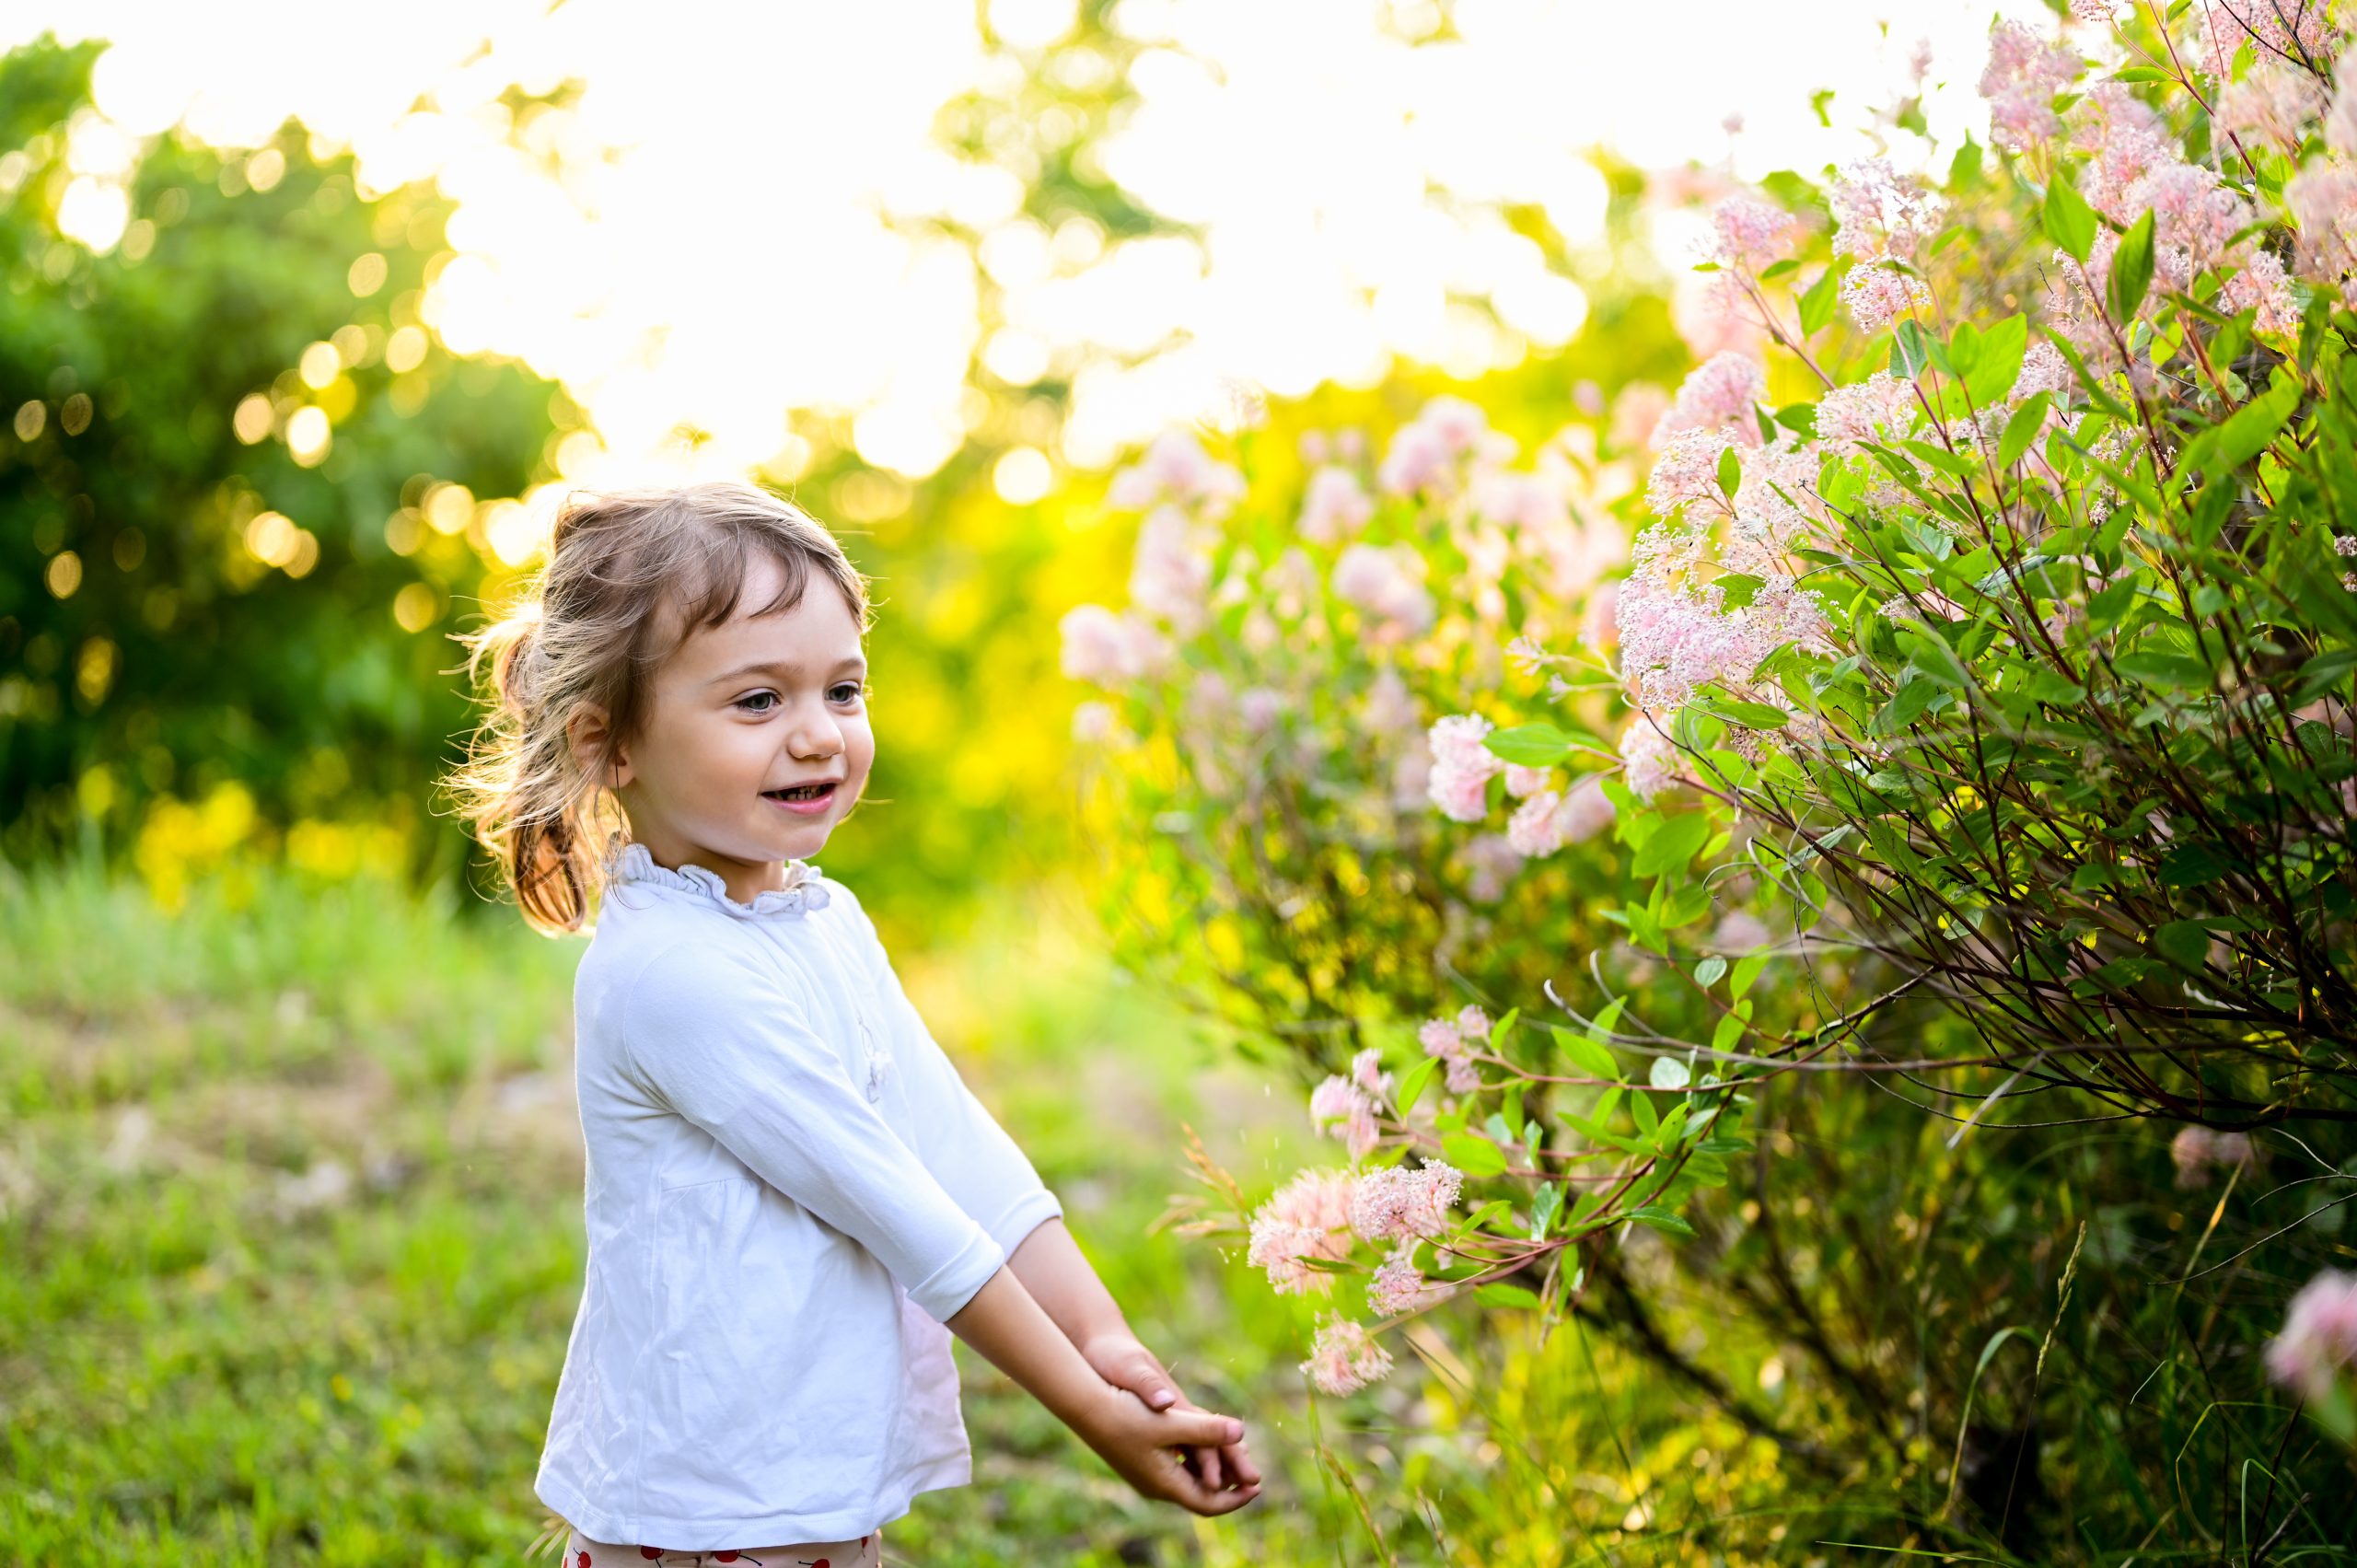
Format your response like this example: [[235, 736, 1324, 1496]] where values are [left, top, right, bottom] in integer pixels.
[[1, 857, 1825, 1567], [0, 857, 1418, 1566]]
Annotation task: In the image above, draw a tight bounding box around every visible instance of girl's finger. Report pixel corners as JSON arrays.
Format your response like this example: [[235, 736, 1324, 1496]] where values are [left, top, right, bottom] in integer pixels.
[[1221, 1440, 1261, 1488], [1194, 1442, 1225, 1491]]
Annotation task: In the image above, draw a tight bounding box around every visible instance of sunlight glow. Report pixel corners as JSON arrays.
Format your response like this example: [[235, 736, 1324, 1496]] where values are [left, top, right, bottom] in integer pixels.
[[19, 0, 2047, 482]]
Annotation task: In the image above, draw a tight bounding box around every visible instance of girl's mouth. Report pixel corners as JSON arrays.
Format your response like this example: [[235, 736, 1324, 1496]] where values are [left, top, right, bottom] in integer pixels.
[[762, 782, 839, 815]]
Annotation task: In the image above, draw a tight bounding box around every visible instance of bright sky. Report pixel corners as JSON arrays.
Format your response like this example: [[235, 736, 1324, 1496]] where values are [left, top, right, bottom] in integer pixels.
[[19, 0, 2047, 498]]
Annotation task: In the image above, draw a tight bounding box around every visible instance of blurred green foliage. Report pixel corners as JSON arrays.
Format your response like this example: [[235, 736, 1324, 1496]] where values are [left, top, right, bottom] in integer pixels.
[[0, 36, 563, 891]]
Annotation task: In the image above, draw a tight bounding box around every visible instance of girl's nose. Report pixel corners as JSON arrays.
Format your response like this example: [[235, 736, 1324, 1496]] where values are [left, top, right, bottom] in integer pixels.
[[788, 706, 843, 761]]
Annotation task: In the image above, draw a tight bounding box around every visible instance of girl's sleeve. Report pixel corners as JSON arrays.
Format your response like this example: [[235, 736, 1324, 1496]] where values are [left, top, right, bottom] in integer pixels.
[[619, 937, 1007, 1324], [842, 896, 1065, 1260]]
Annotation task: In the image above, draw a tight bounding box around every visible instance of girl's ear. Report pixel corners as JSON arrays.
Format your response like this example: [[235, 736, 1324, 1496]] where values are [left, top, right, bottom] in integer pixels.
[[568, 701, 633, 791]]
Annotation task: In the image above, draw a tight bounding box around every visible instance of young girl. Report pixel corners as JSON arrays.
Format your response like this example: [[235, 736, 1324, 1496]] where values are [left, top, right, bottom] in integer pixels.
[[451, 482, 1260, 1564]]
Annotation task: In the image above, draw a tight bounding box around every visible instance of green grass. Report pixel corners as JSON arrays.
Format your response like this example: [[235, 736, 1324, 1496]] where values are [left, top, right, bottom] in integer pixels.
[[0, 858, 1410, 1565], [7, 857, 1914, 1567]]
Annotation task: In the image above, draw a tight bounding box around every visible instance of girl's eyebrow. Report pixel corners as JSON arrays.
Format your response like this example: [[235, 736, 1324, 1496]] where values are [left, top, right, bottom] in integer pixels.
[[706, 655, 867, 687]]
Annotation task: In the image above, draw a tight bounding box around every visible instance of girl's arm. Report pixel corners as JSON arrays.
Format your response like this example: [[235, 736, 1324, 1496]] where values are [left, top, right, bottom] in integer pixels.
[[943, 1263, 1259, 1516]]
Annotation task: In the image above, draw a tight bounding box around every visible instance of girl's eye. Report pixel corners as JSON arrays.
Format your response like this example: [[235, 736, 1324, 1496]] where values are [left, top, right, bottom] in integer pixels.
[[737, 691, 778, 713], [830, 682, 864, 703]]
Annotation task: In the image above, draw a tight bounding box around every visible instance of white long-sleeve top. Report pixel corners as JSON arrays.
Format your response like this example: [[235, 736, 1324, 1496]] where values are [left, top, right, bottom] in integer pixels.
[[534, 842, 1064, 1548]]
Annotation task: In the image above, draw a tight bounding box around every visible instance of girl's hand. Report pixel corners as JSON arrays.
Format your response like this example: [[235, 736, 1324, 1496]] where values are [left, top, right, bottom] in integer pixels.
[[1074, 1382, 1261, 1516], [1079, 1331, 1262, 1498]]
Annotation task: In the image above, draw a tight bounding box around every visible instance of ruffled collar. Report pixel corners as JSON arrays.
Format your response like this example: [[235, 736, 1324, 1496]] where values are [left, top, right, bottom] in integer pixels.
[[602, 840, 831, 921]]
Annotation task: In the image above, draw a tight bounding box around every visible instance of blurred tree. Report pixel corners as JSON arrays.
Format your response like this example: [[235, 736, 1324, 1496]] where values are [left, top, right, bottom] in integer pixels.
[[0, 35, 561, 889]]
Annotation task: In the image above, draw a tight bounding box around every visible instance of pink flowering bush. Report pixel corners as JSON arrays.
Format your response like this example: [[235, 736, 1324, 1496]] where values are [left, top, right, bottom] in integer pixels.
[[1062, 389, 1821, 1398], [1071, 7, 2357, 1557], [1534, 6, 2357, 1140]]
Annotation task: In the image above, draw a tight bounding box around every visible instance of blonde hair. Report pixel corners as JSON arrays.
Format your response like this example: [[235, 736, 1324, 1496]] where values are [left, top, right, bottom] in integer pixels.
[[446, 480, 874, 935]]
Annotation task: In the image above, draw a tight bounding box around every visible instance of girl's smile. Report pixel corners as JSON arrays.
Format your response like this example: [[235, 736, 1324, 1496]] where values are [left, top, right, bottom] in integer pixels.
[[763, 779, 842, 814]]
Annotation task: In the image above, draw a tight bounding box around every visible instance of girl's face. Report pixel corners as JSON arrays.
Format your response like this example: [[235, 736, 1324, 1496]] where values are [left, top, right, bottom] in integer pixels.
[[598, 553, 873, 903]]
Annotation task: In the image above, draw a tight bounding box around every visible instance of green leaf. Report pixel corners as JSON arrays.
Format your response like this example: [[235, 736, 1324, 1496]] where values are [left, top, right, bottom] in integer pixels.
[[1626, 1205, 1696, 1238], [1528, 1182, 1562, 1240], [2109, 209, 2155, 319], [1630, 1086, 1660, 1138], [1730, 953, 1770, 999], [2071, 955, 2163, 995], [1704, 698, 1790, 729], [1488, 1005, 1522, 1052], [1632, 812, 1712, 879], [2044, 170, 2097, 264], [1965, 314, 2027, 407], [2210, 367, 2302, 471], [2292, 647, 2357, 703], [1693, 955, 1728, 987], [1716, 444, 1742, 497], [2113, 650, 2211, 688], [2158, 844, 2229, 888], [1586, 996, 1627, 1044], [1475, 1282, 1546, 1310], [1892, 317, 1933, 379], [1442, 1134, 1508, 1176], [1798, 262, 1842, 336], [1394, 1053, 1442, 1119], [1997, 393, 2052, 469], [1711, 1010, 1747, 1054], [1872, 672, 1945, 735], [1547, 1034, 1609, 1092], [1649, 1055, 1692, 1090], [1484, 724, 1576, 766], [2154, 920, 2212, 972], [2026, 669, 2086, 704]]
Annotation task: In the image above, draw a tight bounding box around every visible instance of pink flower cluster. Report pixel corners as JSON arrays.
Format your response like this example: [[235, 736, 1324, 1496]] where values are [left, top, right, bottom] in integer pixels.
[[1301, 1316, 1395, 1395], [1620, 718, 1679, 801], [2191, 0, 2335, 80], [1060, 603, 1173, 686], [1333, 542, 1436, 642], [2168, 1124, 2257, 1189], [1309, 1048, 1392, 1161], [1653, 352, 1766, 447], [2265, 1269, 2357, 1405], [1350, 1158, 1465, 1241], [1980, 19, 2082, 153], [1129, 505, 1213, 634], [1816, 369, 1919, 455], [1378, 395, 1515, 497], [2287, 161, 2357, 311], [2216, 62, 2327, 150], [1426, 713, 1505, 822], [1108, 428, 1246, 515], [2009, 341, 2073, 406], [1828, 161, 1941, 331], [1829, 158, 1943, 264], [1644, 427, 1736, 518], [1505, 776, 1617, 858], [1298, 465, 1375, 544], [1703, 194, 1794, 271], [1419, 1005, 1492, 1095], [1840, 260, 1933, 333], [1246, 1167, 1358, 1295], [1367, 1242, 1455, 1317], [1618, 547, 1827, 714]]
